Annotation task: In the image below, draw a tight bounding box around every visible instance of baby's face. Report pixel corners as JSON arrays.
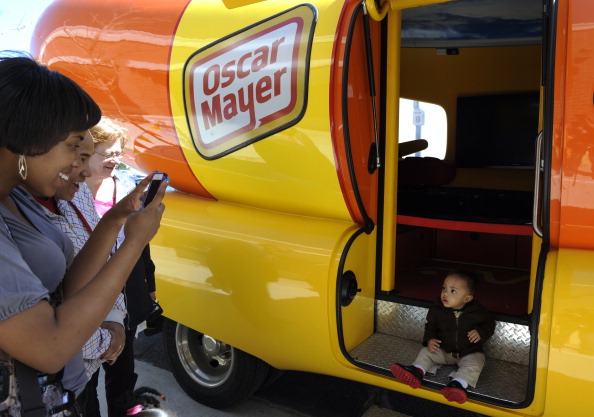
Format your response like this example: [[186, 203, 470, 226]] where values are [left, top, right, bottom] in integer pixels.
[[441, 274, 473, 310]]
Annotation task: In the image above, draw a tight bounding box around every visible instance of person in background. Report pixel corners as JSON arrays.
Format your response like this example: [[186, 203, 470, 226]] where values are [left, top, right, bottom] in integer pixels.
[[390, 271, 495, 404], [26, 131, 127, 416], [0, 52, 165, 415], [87, 117, 161, 417]]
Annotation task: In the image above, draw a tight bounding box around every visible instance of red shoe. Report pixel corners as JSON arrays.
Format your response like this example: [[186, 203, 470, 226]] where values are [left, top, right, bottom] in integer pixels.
[[390, 363, 423, 389], [441, 380, 468, 404]]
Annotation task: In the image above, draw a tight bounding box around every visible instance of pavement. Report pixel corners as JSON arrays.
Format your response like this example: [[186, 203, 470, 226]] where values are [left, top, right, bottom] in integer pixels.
[[95, 333, 485, 417], [98, 360, 408, 417], [99, 359, 313, 416]]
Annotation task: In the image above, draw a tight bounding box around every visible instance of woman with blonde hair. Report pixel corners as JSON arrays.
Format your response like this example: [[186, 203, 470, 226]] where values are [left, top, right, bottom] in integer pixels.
[[87, 117, 161, 417], [86, 118, 131, 214]]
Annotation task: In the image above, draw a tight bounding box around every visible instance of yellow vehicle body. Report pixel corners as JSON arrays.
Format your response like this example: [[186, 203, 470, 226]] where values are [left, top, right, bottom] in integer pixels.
[[153, 193, 373, 370], [32, 0, 594, 414]]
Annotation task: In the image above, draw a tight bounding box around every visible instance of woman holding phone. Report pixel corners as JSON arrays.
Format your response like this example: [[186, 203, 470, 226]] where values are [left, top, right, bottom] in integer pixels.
[[0, 52, 166, 415], [24, 131, 130, 416]]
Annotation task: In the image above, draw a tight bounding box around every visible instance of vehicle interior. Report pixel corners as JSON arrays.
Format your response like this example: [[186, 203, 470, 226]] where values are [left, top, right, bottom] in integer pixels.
[[347, 0, 543, 407]]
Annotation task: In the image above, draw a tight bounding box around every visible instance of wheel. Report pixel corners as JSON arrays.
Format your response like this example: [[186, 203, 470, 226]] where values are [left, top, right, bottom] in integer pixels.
[[162, 318, 269, 409]]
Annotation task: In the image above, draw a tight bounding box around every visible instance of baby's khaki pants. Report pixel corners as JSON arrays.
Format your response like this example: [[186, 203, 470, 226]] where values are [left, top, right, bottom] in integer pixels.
[[414, 347, 486, 388]]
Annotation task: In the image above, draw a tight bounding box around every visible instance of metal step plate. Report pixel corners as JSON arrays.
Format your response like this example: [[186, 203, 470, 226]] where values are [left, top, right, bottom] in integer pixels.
[[376, 301, 530, 365], [350, 333, 529, 404], [349, 301, 532, 404]]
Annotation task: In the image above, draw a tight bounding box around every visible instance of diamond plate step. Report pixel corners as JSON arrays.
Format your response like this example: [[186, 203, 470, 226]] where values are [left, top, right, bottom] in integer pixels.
[[376, 301, 530, 365], [349, 301, 531, 404]]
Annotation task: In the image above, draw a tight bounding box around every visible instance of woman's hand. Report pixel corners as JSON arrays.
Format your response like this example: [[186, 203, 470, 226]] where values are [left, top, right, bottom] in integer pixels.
[[122, 176, 166, 246], [102, 175, 155, 228], [100, 321, 126, 365]]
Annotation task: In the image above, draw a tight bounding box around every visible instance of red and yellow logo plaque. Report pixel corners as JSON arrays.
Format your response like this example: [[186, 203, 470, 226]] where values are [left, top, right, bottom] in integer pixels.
[[184, 5, 316, 159]]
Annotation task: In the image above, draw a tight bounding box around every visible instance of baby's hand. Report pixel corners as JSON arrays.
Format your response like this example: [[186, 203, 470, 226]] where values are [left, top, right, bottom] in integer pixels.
[[427, 338, 441, 353], [468, 329, 481, 343]]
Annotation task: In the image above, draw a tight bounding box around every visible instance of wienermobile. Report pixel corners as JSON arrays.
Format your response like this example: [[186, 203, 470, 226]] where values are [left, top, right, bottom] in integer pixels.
[[31, 0, 594, 415]]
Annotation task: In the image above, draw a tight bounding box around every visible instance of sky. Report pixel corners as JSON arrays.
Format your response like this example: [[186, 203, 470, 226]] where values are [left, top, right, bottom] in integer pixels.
[[0, 0, 55, 53]]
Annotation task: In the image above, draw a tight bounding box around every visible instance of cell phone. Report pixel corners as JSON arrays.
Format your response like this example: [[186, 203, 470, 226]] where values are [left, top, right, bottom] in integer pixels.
[[143, 172, 168, 207]]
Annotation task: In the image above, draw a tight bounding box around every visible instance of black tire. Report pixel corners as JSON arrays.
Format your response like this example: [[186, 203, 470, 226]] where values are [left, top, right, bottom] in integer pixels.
[[259, 365, 285, 390], [162, 318, 269, 409]]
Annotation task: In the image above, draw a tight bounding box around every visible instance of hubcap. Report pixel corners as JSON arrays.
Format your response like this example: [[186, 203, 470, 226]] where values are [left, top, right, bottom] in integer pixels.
[[175, 324, 234, 388]]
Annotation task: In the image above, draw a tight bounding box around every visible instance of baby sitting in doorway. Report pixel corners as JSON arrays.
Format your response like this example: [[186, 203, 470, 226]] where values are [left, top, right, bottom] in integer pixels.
[[391, 270, 495, 404]]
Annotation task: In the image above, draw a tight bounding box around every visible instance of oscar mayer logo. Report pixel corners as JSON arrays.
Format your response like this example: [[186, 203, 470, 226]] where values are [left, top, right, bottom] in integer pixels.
[[184, 5, 316, 159]]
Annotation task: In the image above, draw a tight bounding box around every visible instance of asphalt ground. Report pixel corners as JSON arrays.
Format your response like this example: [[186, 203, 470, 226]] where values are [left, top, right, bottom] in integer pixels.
[[128, 332, 487, 417]]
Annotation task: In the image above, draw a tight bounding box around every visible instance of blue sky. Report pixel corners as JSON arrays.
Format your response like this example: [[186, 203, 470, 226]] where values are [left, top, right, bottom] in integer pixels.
[[0, 0, 55, 53]]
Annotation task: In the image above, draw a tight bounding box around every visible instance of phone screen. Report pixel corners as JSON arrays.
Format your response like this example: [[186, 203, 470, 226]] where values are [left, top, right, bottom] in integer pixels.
[[143, 172, 167, 207]]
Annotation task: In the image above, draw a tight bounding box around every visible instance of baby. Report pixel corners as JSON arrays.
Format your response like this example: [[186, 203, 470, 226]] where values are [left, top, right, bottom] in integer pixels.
[[391, 270, 495, 404]]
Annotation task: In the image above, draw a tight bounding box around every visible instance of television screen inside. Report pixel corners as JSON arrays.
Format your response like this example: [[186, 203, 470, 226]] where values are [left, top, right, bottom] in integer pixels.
[[455, 92, 540, 168]]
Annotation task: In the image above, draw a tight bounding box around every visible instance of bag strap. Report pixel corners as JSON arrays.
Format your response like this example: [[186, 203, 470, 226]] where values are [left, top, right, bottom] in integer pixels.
[[14, 361, 45, 417]]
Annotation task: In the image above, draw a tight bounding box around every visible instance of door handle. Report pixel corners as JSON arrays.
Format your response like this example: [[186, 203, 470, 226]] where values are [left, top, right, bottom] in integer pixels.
[[532, 131, 544, 238]]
